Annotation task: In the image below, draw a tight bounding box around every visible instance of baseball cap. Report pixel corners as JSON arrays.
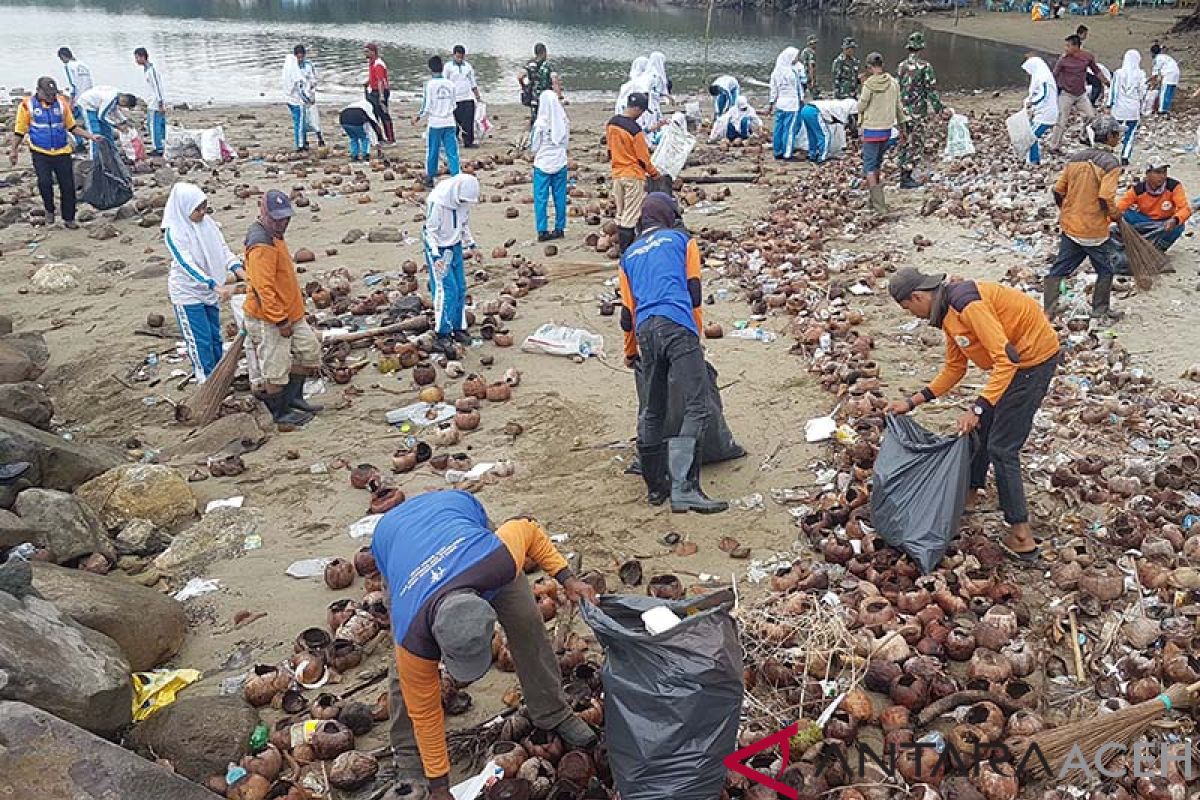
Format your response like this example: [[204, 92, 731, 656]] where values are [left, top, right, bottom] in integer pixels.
[[432, 592, 497, 683], [263, 189, 294, 220], [1145, 161, 1170, 172], [889, 267, 946, 303], [865, 52, 885, 68], [627, 92, 649, 111]]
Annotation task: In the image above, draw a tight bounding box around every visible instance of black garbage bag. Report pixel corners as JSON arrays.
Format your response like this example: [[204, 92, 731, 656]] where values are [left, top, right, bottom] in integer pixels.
[[869, 414, 970, 574], [581, 594, 742, 800], [80, 138, 133, 211], [632, 360, 746, 467]]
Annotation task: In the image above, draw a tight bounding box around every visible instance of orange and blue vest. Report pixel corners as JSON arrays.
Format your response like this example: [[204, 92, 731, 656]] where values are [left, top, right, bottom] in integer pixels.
[[26, 96, 70, 153]]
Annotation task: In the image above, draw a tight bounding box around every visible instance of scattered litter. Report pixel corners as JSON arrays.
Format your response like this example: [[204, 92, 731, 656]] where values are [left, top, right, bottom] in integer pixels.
[[804, 415, 838, 443], [285, 557, 335, 578], [727, 328, 776, 342], [132, 668, 202, 721], [205, 496, 244, 513], [451, 762, 504, 800], [521, 323, 605, 358], [349, 514, 383, 539], [641, 605, 683, 635], [174, 577, 221, 600], [731, 493, 764, 511], [385, 402, 456, 427], [243, 533, 262, 551]]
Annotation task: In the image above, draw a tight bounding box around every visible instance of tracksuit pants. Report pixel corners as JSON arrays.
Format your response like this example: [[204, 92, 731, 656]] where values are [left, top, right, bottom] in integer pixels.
[[1159, 84, 1177, 113], [636, 316, 709, 448], [426, 125, 460, 182], [772, 109, 798, 159], [1117, 119, 1138, 163], [799, 104, 827, 163], [533, 167, 567, 234], [85, 110, 115, 159], [453, 99, 476, 147], [1027, 123, 1054, 165], [31, 151, 77, 222], [342, 123, 370, 159], [174, 302, 223, 383], [288, 104, 308, 150], [969, 354, 1058, 525], [724, 118, 753, 141], [147, 108, 166, 154], [426, 242, 466, 335], [367, 90, 394, 143]]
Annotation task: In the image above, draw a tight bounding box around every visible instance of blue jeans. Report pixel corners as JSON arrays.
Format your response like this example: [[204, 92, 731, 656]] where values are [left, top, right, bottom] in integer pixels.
[[426, 242, 466, 335], [288, 104, 307, 149], [533, 167, 567, 234], [800, 104, 826, 163], [86, 110, 114, 159], [1027, 123, 1053, 165], [426, 125, 460, 181], [173, 303, 223, 382], [1159, 84, 1176, 113], [862, 138, 892, 176], [1048, 233, 1117, 278], [1118, 119, 1138, 163], [147, 108, 166, 154], [772, 109, 798, 158], [1121, 209, 1184, 251], [342, 123, 370, 159], [724, 119, 752, 140]]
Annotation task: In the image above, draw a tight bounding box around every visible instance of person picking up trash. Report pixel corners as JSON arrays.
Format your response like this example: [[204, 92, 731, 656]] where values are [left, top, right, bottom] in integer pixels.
[[620, 193, 727, 515], [423, 173, 480, 351], [1116, 161, 1190, 254], [886, 267, 1060, 562], [371, 490, 599, 800]]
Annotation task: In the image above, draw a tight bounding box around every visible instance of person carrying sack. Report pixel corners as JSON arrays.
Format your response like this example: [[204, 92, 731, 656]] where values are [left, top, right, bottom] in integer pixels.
[[619, 193, 726, 514], [886, 268, 1060, 562]]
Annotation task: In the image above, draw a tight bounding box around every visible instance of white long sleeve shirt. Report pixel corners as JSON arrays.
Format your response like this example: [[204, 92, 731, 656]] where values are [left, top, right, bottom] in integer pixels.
[[1153, 54, 1181, 86], [143, 63, 166, 108], [769, 66, 802, 112], [530, 123, 568, 174], [64, 60, 93, 102], [419, 76, 457, 129], [77, 86, 129, 126], [166, 226, 241, 306], [443, 60, 478, 102], [424, 200, 475, 250]]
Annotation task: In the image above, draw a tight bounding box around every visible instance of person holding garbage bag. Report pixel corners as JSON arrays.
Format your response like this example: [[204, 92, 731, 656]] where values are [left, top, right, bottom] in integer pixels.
[[620, 193, 727, 514], [886, 268, 1060, 562], [370, 490, 599, 800]]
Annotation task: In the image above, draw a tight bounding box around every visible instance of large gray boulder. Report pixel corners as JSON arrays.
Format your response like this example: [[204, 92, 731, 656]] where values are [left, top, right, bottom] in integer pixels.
[[31, 562, 186, 671], [128, 695, 259, 784], [1, 332, 50, 374], [153, 506, 264, 574], [0, 381, 53, 429], [0, 507, 39, 551], [0, 416, 122, 493], [0, 701, 214, 799], [0, 591, 132, 735], [13, 488, 115, 564]]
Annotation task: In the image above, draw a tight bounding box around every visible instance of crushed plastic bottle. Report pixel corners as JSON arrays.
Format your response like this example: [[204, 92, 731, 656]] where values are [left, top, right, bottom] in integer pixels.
[[728, 328, 776, 343]]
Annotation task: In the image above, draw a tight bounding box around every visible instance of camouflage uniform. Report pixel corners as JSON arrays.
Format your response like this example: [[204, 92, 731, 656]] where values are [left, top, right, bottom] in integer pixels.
[[831, 37, 860, 100], [800, 43, 818, 96], [896, 34, 944, 178]]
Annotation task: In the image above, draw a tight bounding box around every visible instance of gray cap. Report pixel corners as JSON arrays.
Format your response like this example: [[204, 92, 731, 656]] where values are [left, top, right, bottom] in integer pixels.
[[1088, 115, 1122, 142], [627, 92, 649, 111], [432, 592, 497, 683], [865, 52, 885, 68], [888, 267, 945, 302], [263, 189, 295, 220]]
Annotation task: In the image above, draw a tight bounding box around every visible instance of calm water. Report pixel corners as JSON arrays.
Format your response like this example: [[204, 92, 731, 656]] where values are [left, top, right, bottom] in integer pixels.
[[0, 0, 1026, 106]]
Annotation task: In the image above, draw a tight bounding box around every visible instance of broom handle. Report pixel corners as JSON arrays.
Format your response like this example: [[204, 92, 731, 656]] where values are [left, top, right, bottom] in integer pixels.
[[1068, 609, 1086, 682]]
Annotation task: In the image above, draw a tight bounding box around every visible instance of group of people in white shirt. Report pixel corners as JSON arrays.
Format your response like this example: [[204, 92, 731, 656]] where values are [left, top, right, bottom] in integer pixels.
[[54, 45, 167, 157]]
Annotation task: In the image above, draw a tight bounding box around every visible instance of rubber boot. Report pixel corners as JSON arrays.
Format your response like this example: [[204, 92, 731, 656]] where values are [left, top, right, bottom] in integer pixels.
[[553, 715, 599, 748], [1042, 277, 1062, 317], [667, 437, 728, 514], [1090, 274, 1124, 321], [286, 374, 323, 414], [899, 170, 921, 189], [637, 443, 669, 506], [264, 389, 312, 427], [617, 226, 636, 254], [868, 185, 889, 215]]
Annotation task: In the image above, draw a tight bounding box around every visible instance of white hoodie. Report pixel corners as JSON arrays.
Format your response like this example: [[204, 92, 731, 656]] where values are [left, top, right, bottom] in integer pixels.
[[424, 174, 480, 250], [530, 90, 569, 174], [1109, 49, 1147, 122], [1022, 56, 1059, 127], [769, 47, 802, 113], [1152, 53, 1181, 86]]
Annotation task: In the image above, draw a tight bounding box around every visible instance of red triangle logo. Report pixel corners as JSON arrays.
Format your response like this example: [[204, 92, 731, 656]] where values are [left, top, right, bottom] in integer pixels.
[[723, 722, 799, 800]]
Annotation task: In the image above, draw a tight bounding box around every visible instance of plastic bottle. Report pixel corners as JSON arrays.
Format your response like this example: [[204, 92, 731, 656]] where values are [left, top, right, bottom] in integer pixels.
[[248, 722, 269, 754]]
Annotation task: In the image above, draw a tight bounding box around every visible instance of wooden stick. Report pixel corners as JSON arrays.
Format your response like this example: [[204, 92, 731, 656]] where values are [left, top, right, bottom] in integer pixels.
[[1069, 608, 1087, 682], [321, 317, 429, 344], [679, 174, 761, 184]]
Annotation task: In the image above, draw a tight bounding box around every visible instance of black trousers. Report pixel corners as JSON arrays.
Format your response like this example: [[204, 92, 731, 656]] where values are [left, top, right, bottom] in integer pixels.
[[32, 151, 76, 222], [453, 100, 476, 147], [636, 315, 708, 447], [970, 353, 1058, 525], [367, 89, 394, 143]]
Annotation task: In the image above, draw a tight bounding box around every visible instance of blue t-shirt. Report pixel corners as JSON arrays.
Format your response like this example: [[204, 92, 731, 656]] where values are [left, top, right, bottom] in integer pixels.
[[619, 228, 698, 336]]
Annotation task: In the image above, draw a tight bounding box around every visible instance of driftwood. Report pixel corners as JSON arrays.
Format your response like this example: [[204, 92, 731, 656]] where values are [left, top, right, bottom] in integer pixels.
[[321, 317, 430, 344], [915, 690, 1022, 727], [679, 174, 761, 185]]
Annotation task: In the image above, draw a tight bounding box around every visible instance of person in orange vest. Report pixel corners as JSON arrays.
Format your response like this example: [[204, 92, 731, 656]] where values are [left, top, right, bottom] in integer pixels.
[[8, 76, 97, 229], [1116, 161, 1190, 254]]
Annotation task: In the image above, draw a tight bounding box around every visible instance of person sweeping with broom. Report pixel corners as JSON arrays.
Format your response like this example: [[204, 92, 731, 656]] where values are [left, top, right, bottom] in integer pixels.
[[243, 189, 324, 428], [886, 267, 1060, 563]]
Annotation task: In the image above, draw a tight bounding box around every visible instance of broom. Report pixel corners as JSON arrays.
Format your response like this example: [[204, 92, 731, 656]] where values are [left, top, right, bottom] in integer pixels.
[[1010, 680, 1200, 780], [175, 333, 245, 426], [1117, 216, 1168, 291]]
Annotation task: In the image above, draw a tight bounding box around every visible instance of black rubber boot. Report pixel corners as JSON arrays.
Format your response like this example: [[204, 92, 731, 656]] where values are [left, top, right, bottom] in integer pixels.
[[637, 443, 669, 506], [617, 226, 636, 254], [264, 389, 312, 427], [899, 170, 921, 189], [667, 437, 728, 514], [1090, 274, 1123, 321], [286, 374, 323, 414], [1042, 277, 1062, 317]]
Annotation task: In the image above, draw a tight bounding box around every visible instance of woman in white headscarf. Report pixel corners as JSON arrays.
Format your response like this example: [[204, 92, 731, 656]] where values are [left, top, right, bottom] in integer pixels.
[[530, 90, 570, 242], [642, 51, 671, 140], [768, 47, 802, 160], [424, 173, 481, 348], [1108, 49, 1147, 164], [709, 95, 762, 142], [163, 182, 244, 383], [616, 56, 650, 115], [1022, 55, 1058, 164]]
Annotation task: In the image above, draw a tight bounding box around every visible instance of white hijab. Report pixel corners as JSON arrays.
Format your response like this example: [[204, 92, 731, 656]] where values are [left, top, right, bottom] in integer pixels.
[[629, 56, 649, 83], [772, 47, 800, 86], [534, 90, 569, 146], [616, 57, 652, 113], [1114, 49, 1145, 90], [646, 52, 669, 95], [162, 182, 231, 272], [429, 173, 481, 209], [1022, 56, 1055, 93], [282, 54, 304, 92]]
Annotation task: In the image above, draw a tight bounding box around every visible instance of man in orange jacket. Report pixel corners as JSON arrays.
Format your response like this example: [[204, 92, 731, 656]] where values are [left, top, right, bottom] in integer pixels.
[[371, 490, 599, 800], [1116, 161, 1190, 254], [606, 92, 661, 253], [887, 268, 1060, 562], [243, 190, 324, 427]]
